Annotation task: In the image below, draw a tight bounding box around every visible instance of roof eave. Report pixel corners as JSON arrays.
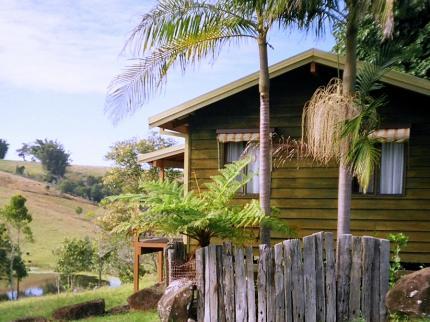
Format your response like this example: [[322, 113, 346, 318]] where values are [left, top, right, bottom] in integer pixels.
[[149, 48, 430, 129]]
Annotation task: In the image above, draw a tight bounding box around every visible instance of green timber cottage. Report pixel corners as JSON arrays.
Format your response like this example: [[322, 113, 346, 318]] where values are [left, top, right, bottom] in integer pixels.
[[141, 49, 430, 264]]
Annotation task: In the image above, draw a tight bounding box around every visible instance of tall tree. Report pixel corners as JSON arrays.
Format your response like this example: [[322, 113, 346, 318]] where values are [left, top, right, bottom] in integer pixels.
[[0, 139, 9, 159], [336, 1, 394, 237], [103, 133, 178, 194], [106, 0, 331, 245], [334, 0, 429, 79], [301, 1, 395, 238], [0, 195, 33, 299], [29, 139, 71, 179]]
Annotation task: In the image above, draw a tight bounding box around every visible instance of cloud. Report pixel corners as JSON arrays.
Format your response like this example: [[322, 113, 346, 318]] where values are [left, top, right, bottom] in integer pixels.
[[0, 0, 150, 94]]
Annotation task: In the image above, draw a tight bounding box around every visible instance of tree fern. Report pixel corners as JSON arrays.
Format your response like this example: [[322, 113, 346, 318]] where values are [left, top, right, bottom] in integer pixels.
[[102, 158, 292, 247]]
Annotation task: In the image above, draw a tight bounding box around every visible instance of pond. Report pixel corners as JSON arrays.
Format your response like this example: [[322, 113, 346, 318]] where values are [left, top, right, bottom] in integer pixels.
[[0, 273, 122, 301]]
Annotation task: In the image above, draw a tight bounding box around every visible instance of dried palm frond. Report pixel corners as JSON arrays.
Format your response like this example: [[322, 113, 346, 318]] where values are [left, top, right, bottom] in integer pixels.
[[272, 136, 310, 168], [302, 78, 359, 165]]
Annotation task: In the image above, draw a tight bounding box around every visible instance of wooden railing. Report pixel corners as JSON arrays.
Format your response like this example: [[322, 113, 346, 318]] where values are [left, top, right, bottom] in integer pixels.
[[195, 232, 390, 322]]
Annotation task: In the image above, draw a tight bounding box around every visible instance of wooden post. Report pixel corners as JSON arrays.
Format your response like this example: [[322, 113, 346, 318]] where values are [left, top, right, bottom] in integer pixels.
[[303, 235, 317, 322], [324, 233, 336, 322], [133, 251, 140, 292], [246, 247, 256, 322], [196, 247, 205, 322], [157, 251, 164, 282], [349, 237, 362, 320], [223, 243, 235, 321], [234, 247, 247, 322], [336, 234, 352, 321], [274, 243, 285, 322]]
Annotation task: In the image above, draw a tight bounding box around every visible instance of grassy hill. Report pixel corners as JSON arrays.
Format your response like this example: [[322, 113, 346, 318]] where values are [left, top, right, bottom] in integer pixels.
[[0, 170, 105, 269], [0, 159, 110, 182]]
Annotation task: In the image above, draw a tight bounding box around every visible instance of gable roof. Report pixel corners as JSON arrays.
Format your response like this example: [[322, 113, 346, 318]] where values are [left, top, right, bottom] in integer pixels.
[[149, 48, 430, 130]]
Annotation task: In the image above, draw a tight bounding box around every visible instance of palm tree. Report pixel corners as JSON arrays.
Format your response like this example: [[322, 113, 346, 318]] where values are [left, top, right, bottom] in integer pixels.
[[106, 0, 331, 245], [301, 1, 395, 238]]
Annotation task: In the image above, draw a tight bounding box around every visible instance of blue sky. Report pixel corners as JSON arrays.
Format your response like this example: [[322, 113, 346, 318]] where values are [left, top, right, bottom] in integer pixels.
[[0, 0, 335, 166]]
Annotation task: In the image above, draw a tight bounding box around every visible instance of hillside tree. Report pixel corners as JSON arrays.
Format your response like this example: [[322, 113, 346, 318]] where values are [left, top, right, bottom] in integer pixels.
[[0, 139, 9, 159], [0, 195, 33, 299], [29, 139, 71, 179], [16, 143, 31, 162]]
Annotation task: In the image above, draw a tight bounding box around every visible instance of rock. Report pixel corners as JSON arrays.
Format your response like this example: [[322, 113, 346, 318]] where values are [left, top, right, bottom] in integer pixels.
[[127, 283, 165, 311], [12, 318, 49, 322], [386, 267, 430, 317], [52, 299, 105, 320], [158, 278, 194, 322]]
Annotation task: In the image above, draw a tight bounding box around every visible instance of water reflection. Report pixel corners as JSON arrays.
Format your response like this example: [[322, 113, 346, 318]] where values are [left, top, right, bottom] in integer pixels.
[[1, 273, 122, 301]]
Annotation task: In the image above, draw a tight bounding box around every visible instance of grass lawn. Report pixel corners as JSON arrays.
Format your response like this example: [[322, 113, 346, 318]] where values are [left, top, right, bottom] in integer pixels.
[[0, 276, 159, 322]]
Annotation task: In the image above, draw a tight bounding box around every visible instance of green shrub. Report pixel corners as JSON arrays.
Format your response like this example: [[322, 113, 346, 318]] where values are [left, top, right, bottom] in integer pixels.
[[388, 232, 409, 286], [15, 165, 25, 175], [75, 207, 83, 215], [84, 211, 96, 220]]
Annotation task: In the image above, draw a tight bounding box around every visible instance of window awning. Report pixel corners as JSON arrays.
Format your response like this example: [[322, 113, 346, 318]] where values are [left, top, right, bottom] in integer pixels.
[[369, 128, 410, 143], [217, 132, 260, 143]]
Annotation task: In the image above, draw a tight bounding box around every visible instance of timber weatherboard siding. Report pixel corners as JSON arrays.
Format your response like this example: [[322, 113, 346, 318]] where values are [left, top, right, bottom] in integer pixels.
[[187, 64, 430, 264]]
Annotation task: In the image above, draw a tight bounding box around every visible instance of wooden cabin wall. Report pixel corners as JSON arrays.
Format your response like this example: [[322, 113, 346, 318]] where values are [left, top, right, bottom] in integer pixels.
[[188, 64, 430, 263]]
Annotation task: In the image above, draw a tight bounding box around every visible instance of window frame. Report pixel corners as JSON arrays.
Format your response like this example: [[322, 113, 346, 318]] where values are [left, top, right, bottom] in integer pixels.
[[219, 141, 260, 197], [352, 142, 408, 197]]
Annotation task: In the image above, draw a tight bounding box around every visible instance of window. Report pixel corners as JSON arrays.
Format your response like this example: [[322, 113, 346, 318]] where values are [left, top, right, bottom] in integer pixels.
[[353, 142, 406, 195], [223, 142, 260, 194]]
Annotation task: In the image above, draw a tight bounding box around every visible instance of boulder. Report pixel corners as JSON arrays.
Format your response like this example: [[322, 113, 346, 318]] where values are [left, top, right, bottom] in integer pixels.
[[52, 299, 105, 320], [12, 318, 49, 322], [158, 278, 194, 322], [127, 283, 165, 311], [386, 267, 430, 317]]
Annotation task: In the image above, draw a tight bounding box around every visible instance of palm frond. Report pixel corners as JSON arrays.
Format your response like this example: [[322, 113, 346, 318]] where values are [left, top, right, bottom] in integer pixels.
[[106, 0, 257, 122], [356, 43, 399, 95], [371, 0, 395, 38], [106, 29, 252, 122], [347, 136, 380, 192]]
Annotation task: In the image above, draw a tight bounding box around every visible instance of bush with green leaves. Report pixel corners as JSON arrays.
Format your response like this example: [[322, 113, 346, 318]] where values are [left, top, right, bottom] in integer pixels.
[[105, 158, 293, 247], [388, 232, 409, 286], [53, 237, 94, 289], [0, 195, 33, 298], [75, 206, 83, 215], [15, 165, 25, 175], [59, 176, 112, 202], [0, 139, 9, 159]]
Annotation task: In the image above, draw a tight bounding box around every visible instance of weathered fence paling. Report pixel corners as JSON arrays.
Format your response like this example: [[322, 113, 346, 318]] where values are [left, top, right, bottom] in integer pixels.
[[196, 232, 390, 322]]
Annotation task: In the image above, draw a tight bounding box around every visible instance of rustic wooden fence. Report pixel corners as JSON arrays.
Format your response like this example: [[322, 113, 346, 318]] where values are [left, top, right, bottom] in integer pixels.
[[195, 232, 390, 322]]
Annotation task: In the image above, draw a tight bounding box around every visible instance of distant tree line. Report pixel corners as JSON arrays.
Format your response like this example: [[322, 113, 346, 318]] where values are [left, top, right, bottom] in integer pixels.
[[58, 176, 115, 203]]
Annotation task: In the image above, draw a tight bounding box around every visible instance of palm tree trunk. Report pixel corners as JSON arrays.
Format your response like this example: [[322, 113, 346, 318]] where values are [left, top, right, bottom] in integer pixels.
[[337, 7, 358, 238], [258, 35, 271, 246]]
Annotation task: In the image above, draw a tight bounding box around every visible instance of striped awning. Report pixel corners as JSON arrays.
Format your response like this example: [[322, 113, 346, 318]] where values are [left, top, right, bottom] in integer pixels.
[[369, 128, 410, 143], [217, 132, 260, 143]]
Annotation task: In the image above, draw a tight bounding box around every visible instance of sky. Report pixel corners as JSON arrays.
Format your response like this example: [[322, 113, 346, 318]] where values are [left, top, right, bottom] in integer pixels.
[[0, 0, 336, 166]]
